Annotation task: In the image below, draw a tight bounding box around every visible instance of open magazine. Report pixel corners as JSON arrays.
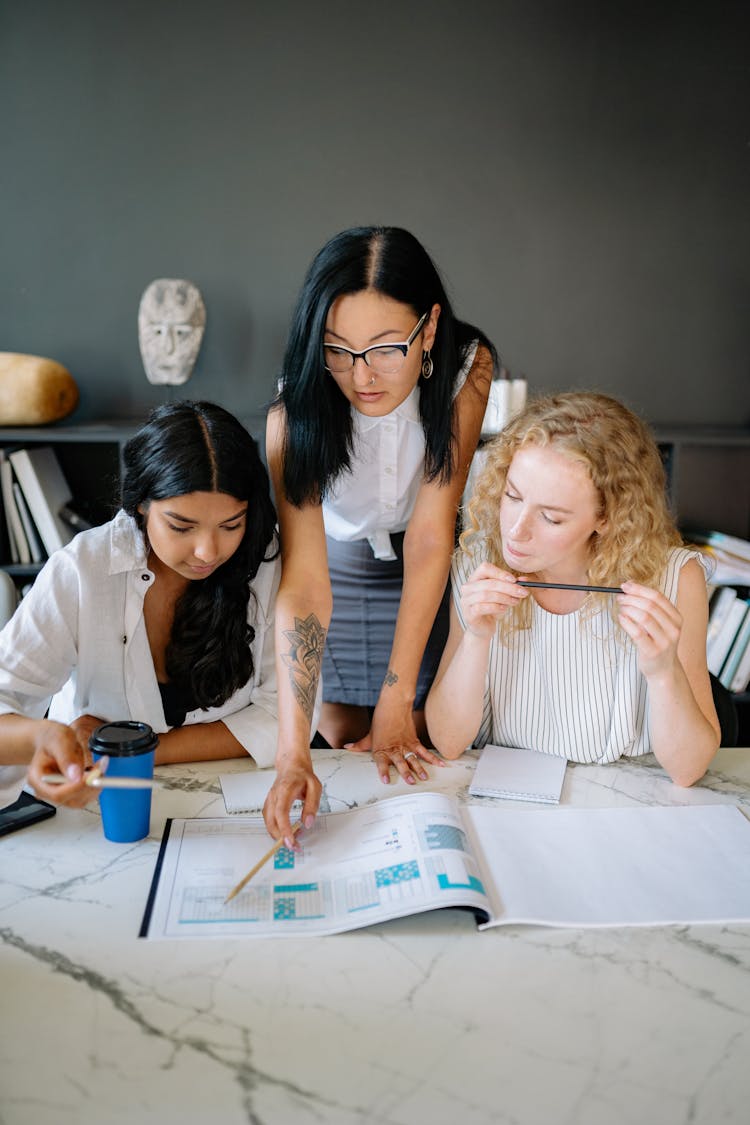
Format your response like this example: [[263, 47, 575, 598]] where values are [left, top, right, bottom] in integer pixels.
[[140, 791, 750, 939]]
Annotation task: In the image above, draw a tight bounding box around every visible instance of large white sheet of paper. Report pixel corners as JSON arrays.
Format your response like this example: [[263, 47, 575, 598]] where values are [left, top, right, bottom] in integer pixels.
[[467, 803, 750, 928], [141, 796, 750, 939]]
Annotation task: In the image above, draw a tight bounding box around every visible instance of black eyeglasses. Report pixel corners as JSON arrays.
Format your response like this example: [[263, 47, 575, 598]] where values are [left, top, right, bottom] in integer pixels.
[[323, 312, 428, 376]]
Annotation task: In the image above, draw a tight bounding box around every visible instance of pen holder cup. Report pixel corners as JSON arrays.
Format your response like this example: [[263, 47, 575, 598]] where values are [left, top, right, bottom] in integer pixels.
[[89, 721, 159, 843]]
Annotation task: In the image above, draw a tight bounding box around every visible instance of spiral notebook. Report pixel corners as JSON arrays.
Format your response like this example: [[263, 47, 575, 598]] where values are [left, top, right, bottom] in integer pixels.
[[468, 744, 567, 804]]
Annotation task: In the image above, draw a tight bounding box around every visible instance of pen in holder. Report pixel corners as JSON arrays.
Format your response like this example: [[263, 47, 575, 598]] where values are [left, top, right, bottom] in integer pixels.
[[482, 368, 527, 436]]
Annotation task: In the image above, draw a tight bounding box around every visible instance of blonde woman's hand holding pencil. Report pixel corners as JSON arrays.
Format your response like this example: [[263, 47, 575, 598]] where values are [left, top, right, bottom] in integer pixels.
[[460, 562, 529, 638]]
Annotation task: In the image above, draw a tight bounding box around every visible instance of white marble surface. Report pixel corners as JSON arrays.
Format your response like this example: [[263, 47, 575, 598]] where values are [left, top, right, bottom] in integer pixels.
[[3, 748, 750, 1125]]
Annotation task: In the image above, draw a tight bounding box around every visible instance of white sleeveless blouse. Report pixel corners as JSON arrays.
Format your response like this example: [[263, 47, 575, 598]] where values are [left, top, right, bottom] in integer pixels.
[[452, 546, 707, 762]]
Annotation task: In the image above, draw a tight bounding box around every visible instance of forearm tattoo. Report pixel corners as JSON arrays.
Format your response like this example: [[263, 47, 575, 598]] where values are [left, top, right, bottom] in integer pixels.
[[383, 669, 399, 688], [282, 614, 326, 723]]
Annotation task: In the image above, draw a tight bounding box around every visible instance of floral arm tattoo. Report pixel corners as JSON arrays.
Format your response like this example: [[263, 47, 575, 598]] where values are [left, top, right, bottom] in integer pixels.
[[383, 669, 399, 688], [281, 614, 326, 723]]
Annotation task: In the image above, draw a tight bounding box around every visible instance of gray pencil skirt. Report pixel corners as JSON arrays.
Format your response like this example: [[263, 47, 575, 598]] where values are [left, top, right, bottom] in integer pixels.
[[322, 532, 451, 709]]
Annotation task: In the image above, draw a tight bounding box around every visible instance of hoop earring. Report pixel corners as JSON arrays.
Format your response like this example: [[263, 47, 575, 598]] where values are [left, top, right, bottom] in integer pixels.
[[421, 351, 433, 379]]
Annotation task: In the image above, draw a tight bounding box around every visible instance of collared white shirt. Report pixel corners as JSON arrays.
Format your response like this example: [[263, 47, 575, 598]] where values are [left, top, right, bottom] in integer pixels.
[[322, 341, 477, 560], [0, 511, 281, 767]]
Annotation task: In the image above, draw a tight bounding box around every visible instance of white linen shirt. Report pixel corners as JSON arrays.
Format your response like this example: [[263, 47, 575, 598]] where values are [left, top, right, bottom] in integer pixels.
[[322, 341, 478, 560], [0, 510, 281, 767]]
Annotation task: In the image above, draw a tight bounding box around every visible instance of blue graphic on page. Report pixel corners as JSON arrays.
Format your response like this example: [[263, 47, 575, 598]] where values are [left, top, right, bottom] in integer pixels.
[[274, 844, 296, 870], [375, 860, 420, 887], [436, 872, 485, 894], [273, 883, 325, 921], [424, 823, 468, 852]]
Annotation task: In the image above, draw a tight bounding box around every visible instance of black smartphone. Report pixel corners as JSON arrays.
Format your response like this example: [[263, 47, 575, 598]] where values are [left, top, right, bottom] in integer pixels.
[[0, 789, 57, 837]]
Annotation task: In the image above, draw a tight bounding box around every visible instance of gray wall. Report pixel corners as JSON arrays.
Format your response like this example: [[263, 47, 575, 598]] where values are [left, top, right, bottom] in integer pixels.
[[1, 0, 748, 426]]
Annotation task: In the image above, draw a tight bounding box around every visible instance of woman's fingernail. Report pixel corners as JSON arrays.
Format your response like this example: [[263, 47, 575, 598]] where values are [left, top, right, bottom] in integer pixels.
[[406, 775, 415, 785], [381, 774, 390, 784], [66, 763, 81, 781], [304, 815, 314, 829]]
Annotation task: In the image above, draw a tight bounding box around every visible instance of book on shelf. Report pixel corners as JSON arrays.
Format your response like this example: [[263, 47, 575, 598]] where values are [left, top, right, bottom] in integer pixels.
[[0, 452, 29, 565], [12, 483, 46, 564], [140, 791, 750, 940], [728, 637, 750, 695], [58, 502, 93, 533], [707, 587, 739, 672], [688, 529, 750, 586], [720, 604, 750, 693], [0, 458, 11, 565], [708, 592, 748, 677], [8, 447, 75, 557]]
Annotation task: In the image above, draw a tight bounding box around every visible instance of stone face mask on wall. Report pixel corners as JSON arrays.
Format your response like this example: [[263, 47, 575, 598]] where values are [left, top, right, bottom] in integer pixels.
[[138, 278, 206, 386]]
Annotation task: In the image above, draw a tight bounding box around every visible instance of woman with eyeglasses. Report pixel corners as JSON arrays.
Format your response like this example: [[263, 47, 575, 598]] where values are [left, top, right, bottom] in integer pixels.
[[264, 226, 496, 845]]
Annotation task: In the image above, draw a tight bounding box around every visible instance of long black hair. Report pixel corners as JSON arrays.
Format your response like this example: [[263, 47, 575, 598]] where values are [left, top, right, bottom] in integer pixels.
[[276, 226, 497, 506], [121, 400, 278, 711]]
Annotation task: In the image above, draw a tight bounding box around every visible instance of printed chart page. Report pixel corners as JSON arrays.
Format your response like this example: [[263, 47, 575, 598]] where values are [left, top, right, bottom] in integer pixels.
[[143, 792, 491, 939]]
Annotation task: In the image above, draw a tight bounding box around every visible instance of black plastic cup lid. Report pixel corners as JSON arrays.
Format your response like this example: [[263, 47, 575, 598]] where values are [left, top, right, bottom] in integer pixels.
[[89, 721, 159, 756]]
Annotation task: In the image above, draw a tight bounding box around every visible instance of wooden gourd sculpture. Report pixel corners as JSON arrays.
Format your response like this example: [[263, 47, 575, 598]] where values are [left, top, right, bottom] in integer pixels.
[[0, 353, 79, 425]]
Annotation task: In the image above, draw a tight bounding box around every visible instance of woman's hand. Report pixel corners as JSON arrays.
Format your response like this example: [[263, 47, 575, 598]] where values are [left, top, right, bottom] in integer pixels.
[[460, 562, 528, 637], [617, 580, 682, 679], [263, 752, 321, 847], [346, 696, 444, 785], [68, 713, 105, 756], [26, 718, 100, 808]]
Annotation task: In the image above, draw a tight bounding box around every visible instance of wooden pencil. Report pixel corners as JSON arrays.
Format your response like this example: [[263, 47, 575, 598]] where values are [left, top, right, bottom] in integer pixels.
[[41, 773, 161, 790], [224, 822, 303, 905]]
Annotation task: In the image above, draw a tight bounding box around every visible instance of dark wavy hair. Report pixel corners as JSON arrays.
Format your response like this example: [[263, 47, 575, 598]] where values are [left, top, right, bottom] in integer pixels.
[[121, 400, 278, 711], [276, 226, 497, 505]]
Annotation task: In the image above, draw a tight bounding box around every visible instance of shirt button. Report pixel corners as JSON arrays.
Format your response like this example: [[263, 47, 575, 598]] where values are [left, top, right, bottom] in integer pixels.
[[385, 466, 394, 475]]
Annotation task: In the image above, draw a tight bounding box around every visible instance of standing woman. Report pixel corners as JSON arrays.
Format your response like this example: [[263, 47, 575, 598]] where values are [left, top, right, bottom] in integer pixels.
[[0, 401, 281, 806], [265, 226, 496, 842]]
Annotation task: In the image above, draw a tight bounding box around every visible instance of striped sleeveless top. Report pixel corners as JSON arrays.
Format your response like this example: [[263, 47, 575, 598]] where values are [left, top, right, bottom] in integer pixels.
[[452, 546, 707, 763]]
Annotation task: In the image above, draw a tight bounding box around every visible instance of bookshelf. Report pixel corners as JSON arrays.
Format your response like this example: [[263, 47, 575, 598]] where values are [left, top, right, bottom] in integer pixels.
[[654, 427, 750, 736], [653, 426, 750, 540], [0, 413, 268, 583], [0, 421, 141, 581]]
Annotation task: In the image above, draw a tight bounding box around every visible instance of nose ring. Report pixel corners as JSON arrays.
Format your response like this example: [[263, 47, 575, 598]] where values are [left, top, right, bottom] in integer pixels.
[[369, 375, 376, 386]]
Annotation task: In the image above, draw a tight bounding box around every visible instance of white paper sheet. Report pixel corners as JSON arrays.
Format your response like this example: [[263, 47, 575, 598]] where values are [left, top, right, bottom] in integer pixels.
[[467, 803, 750, 928]]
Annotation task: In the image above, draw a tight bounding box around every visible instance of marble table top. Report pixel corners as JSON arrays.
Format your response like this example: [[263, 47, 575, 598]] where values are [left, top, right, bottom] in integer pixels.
[[3, 747, 750, 1125]]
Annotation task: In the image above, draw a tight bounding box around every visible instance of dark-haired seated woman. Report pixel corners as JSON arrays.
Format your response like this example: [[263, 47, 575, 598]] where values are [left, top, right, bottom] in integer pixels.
[[0, 401, 286, 808]]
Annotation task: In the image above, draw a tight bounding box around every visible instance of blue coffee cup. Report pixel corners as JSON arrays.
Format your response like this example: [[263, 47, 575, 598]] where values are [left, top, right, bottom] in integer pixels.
[[89, 721, 159, 843]]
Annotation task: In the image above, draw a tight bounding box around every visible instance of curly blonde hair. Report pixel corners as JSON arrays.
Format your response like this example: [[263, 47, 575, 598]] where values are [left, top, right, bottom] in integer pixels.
[[461, 392, 682, 635]]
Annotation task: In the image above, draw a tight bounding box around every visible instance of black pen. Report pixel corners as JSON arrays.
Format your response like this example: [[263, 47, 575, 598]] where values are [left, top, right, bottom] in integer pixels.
[[517, 580, 624, 594]]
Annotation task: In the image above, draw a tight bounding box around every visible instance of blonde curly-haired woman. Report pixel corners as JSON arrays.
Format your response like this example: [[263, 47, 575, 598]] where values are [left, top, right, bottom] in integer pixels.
[[426, 392, 720, 785]]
